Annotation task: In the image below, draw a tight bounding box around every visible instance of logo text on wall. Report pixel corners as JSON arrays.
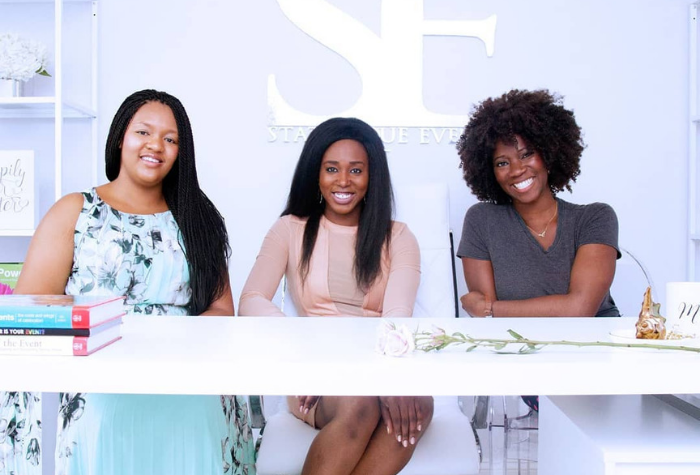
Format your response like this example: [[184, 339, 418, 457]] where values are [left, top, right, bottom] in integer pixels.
[[267, 0, 496, 145]]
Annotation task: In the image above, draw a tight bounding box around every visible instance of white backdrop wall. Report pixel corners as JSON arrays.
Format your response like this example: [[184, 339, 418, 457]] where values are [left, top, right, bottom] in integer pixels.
[[1, 0, 690, 316]]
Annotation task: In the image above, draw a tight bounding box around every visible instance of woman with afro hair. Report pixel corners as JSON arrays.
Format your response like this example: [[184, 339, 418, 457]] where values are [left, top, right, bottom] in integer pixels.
[[456, 89, 620, 318]]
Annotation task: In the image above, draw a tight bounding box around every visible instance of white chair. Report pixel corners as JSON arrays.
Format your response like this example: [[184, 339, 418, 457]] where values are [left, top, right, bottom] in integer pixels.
[[483, 246, 650, 474], [252, 183, 482, 475]]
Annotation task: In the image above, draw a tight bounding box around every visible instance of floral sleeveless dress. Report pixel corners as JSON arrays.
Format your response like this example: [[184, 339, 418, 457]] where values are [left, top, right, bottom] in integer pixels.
[[57, 189, 255, 475], [0, 392, 41, 475]]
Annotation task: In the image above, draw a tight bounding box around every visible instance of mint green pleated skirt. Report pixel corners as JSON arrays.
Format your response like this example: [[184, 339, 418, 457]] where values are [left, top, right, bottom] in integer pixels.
[[56, 394, 256, 475]]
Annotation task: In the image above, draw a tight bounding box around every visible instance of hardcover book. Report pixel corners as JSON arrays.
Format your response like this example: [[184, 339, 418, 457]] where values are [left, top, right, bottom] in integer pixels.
[[0, 313, 123, 336], [0, 318, 122, 356], [0, 295, 126, 329], [0, 262, 22, 295]]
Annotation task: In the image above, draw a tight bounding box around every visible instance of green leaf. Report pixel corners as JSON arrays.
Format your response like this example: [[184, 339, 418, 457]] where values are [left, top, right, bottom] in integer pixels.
[[465, 345, 478, 352], [518, 346, 537, 354], [508, 329, 524, 340], [36, 69, 51, 77], [493, 342, 507, 350]]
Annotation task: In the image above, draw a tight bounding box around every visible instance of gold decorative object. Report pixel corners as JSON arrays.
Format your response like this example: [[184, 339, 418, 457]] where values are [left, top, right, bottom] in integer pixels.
[[635, 286, 666, 340]]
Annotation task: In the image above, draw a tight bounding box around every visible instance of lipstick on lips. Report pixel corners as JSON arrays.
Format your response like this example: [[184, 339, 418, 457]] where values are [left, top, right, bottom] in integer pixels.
[[331, 191, 355, 205], [140, 155, 163, 165]]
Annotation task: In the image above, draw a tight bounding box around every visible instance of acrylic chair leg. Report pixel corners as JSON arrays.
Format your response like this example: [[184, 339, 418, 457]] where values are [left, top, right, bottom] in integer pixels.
[[488, 399, 506, 475]]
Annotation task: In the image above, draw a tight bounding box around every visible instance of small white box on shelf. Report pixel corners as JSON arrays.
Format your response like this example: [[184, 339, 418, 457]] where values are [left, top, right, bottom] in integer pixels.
[[0, 150, 35, 232]]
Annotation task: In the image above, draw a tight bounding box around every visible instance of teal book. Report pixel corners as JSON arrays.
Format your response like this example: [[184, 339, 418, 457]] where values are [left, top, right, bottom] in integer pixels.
[[0, 295, 125, 329]]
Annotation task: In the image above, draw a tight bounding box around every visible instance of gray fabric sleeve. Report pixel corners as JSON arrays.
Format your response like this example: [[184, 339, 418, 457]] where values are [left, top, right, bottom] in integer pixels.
[[457, 204, 491, 260], [576, 202, 621, 258]]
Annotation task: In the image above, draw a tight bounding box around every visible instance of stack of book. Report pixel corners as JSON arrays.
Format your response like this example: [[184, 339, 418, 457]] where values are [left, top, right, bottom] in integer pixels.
[[0, 295, 125, 356]]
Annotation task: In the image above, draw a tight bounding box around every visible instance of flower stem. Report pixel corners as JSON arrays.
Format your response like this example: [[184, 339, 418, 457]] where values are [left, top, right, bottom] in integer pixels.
[[414, 330, 700, 353]]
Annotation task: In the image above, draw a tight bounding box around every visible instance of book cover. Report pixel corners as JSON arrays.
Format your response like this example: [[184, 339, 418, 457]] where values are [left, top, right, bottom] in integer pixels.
[[0, 320, 122, 356], [0, 262, 22, 295], [0, 313, 123, 336], [0, 295, 126, 329]]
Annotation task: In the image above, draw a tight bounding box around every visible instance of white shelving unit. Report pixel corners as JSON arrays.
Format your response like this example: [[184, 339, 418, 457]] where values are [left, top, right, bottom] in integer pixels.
[[690, 3, 698, 280], [0, 0, 98, 238]]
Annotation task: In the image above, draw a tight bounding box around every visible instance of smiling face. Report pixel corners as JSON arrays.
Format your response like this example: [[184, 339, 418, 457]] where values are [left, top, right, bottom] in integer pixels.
[[118, 101, 179, 189], [318, 139, 369, 226], [493, 135, 550, 206]]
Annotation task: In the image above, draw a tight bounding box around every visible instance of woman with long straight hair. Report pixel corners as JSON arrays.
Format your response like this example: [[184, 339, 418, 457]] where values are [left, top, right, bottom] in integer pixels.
[[239, 117, 432, 475], [16, 89, 255, 475]]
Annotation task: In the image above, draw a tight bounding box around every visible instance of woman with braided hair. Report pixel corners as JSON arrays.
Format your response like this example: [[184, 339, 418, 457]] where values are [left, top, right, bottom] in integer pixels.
[[16, 90, 255, 475]]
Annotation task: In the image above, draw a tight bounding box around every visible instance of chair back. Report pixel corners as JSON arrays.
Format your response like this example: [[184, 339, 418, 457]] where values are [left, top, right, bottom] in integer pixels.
[[395, 183, 457, 318], [610, 247, 653, 317]]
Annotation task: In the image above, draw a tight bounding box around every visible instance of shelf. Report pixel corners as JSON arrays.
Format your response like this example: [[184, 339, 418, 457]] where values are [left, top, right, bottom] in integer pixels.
[[0, 0, 94, 3], [0, 230, 35, 237], [0, 98, 96, 119]]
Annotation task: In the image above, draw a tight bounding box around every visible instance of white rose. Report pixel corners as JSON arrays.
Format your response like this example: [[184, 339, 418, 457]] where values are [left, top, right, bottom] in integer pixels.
[[376, 321, 415, 357]]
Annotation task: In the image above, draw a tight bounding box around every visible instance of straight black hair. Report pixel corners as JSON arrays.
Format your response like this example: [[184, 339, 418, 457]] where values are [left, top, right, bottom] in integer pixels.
[[282, 117, 394, 289], [105, 89, 230, 315]]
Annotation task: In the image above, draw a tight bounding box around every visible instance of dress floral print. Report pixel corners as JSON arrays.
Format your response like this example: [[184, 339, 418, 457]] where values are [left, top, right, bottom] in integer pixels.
[[65, 189, 191, 315], [0, 392, 41, 475], [56, 189, 255, 475]]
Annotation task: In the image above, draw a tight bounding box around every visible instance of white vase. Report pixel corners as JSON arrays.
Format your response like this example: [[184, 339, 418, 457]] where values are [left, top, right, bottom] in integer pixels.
[[0, 78, 23, 97]]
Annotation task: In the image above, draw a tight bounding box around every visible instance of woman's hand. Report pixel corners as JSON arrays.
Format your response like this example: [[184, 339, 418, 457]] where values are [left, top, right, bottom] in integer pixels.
[[460, 291, 492, 317], [379, 396, 424, 447], [295, 396, 320, 415]]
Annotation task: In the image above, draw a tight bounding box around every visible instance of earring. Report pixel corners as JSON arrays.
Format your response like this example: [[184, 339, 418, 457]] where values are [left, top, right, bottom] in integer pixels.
[[319, 194, 323, 204]]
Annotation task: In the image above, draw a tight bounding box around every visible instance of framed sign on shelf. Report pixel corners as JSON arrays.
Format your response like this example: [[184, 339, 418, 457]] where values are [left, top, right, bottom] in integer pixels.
[[0, 150, 35, 234]]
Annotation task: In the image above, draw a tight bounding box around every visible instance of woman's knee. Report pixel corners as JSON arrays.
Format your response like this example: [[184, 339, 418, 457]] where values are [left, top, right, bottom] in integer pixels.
[[319, 396, 380, 438]]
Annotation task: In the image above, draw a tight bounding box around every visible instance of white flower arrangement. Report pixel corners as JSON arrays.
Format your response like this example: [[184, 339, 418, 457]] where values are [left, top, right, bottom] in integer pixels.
[[0, 33, 51, 82]]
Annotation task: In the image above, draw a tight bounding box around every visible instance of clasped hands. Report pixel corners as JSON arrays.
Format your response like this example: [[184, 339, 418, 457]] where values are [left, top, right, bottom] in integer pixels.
[[460, 291, 493, 317], [296, 395, 426, 448]]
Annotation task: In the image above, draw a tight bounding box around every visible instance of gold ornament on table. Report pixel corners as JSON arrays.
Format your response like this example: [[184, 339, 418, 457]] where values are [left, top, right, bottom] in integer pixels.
[[635, 286, 666, 340]]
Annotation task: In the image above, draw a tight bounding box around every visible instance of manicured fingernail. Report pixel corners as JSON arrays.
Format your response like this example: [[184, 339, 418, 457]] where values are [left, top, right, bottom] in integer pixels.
[[402, 439, 408, 448], [417, 424, 422, 432], [304, 408, 309, 414], [386, 426, 391, 434], [410, 437, 416, 445], [397, 435, 402, 443], [299, 406, 304, 413]]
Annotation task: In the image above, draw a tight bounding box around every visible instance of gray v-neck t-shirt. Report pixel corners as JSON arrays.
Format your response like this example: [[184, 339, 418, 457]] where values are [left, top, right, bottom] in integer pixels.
[[457, 198, 620, 317]]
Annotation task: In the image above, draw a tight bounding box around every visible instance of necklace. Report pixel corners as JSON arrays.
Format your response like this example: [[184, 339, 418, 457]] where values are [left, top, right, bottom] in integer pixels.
[[523, 203, 558, 239]]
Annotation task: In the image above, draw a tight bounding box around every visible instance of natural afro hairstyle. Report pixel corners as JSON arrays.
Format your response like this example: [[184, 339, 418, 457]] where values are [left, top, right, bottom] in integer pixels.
[[456, 89, 584, 204]]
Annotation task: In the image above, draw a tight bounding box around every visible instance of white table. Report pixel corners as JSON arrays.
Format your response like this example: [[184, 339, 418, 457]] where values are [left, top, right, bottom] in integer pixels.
[[539, 395, 700, 475], [2, 316, 699, 396]]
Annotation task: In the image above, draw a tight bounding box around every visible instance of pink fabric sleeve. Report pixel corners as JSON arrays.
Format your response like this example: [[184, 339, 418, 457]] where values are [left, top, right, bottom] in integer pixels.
[[238, 218, 289, 316], [381, 223, 421, 318]]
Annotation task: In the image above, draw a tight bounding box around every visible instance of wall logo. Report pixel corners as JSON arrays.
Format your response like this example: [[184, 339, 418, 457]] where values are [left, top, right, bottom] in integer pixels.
[[268, 0, 496, 130]]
